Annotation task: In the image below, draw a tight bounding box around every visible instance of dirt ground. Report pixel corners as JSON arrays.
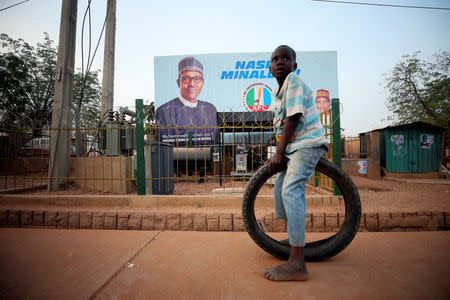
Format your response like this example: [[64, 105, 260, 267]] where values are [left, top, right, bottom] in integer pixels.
[[2, 174, 449, 214]]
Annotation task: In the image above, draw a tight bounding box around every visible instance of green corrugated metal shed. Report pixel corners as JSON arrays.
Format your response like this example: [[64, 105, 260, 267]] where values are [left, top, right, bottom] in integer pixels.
[[375, 122, 442, 173]]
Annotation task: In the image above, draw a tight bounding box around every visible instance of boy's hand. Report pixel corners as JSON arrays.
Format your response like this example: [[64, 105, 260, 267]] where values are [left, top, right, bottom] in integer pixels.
[[266, 152, 287, 174]]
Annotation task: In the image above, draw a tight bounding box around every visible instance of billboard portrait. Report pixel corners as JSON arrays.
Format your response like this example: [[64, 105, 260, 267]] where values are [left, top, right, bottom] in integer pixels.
[[154, 51, 338, 145]]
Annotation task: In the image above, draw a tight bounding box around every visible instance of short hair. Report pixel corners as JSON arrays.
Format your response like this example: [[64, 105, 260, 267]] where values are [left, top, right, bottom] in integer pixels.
[[274, 45, 296, 62]]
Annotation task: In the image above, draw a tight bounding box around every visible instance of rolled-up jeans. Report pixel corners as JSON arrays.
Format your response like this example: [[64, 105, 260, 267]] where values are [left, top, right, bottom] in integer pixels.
[[274, 146, 326, 247]]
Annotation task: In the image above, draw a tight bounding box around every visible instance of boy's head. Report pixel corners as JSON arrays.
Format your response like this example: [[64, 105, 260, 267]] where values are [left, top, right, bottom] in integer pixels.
[[269, 45, 297, 85]]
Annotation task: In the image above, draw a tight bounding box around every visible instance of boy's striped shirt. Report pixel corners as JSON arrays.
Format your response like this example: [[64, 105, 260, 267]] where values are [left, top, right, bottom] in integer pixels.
[[271, 72, 326, 154]]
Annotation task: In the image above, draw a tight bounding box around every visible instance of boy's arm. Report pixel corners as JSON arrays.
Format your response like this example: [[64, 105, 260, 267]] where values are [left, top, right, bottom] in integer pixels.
[[268, 113, 301, 174]]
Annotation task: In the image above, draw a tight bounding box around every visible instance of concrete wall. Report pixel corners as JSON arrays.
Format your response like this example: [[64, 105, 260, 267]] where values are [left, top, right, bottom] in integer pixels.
[[74, 157, 136, 194]]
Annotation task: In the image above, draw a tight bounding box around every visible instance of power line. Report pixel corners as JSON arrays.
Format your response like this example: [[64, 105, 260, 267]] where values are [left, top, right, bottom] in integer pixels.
[[0, 0, 29, 12], [312, 0, 450, 10]]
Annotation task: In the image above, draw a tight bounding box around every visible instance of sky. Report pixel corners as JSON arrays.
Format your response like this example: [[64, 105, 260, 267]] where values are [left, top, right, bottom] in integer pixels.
[[0, 0, 449, 136]]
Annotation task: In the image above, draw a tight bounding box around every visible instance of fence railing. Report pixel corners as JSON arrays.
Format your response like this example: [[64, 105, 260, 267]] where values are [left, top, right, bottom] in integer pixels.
[[0, 99, 341, 195]]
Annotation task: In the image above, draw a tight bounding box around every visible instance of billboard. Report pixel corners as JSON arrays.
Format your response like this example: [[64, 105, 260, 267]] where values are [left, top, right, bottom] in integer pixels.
[[154, 51, 338, 145]]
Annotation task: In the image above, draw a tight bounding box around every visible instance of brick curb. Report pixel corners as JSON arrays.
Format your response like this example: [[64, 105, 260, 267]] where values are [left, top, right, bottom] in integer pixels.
[[0, 209, 448, 232]]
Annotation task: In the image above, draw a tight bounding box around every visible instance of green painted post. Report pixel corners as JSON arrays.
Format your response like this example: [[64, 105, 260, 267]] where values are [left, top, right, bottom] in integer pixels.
[[135, 99, 145, 195], [331, 98, 342, 196]]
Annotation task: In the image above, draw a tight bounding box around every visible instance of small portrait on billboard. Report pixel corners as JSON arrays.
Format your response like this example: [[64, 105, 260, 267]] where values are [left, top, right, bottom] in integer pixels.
[[155, 57, 218, 146], [315, 89, 330, 114]]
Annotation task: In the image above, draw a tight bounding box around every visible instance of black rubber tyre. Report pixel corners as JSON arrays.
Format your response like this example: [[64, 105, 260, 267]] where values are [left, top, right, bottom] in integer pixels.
[[242, 158, 361, 262]]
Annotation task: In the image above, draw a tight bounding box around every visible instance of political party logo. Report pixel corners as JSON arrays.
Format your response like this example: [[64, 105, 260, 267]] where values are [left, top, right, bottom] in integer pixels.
[[242, 83, 272, 112]]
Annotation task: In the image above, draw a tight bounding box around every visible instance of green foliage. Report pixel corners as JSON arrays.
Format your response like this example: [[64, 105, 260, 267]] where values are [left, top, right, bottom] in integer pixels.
[[384, 51, 450, 129], [0, 33, 101, 137], [0, 33, 56, 131]]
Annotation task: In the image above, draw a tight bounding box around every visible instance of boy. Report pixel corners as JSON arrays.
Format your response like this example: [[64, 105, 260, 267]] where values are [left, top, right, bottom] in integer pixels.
[[264, 45, 327, 281]]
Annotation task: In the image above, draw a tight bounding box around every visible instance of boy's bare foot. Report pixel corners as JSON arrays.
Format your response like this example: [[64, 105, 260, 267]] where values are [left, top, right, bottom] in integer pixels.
[[263, 262, 309, 281]]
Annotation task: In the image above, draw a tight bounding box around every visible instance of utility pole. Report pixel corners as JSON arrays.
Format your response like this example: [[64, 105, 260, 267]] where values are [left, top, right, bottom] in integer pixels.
[[101, 0, 116, 118], [48, 0, 78, 191]]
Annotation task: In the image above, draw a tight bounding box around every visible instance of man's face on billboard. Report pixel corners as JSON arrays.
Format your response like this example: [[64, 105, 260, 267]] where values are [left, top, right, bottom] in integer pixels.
[[316, 97, 330, 113], [177, 71, 204, 102]]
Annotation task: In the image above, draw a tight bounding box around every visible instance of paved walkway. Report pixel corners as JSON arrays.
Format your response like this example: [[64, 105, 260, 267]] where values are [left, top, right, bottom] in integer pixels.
[[0, 229, 448, 299]]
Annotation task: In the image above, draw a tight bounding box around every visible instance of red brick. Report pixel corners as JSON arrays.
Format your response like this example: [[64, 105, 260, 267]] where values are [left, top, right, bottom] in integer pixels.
[[325, 213, 338, 232], [44, 211, 57, 227], [92, 212, 105, 229], [80, 212, 93, 229], [56, 212, 69, 229], [68, 212, 80, 229], [219, 213, 233, 232], [153, 213, 167, 230], [193, 213, 206, 231], [365, 213, 379, 231], [166, 213, 180, 231], [142, 213, 155, 230], [104, 212, 117, 230], [20, 211, 33, 227], [207, 213, 219, 231], [232, 214, 246, 232], [32, 211, 44, 227], [181, 213, 193, 231], [312, 213, 325, 232]]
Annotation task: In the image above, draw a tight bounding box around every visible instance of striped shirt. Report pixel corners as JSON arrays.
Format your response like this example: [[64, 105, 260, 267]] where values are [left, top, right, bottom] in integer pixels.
[[271, 72, 326, 154]]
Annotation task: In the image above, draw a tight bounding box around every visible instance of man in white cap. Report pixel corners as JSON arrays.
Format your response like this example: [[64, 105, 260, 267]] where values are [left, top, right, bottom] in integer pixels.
[[156, 57, 218, 146]]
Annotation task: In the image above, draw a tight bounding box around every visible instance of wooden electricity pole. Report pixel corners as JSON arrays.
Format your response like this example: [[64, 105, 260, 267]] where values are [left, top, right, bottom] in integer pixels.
[[48, 0, 78, 191], [101, 0, 116, 118]]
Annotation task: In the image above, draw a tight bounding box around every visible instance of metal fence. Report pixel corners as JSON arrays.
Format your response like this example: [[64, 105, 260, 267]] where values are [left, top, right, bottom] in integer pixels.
[[0, 100, 341, 195]]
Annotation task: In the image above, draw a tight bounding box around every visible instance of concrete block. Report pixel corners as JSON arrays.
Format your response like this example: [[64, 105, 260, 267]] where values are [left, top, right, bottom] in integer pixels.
[[142, 213, 155, 231], [313, 213, 325, 232], [104, 212, 117, 230], [273, 217, 286, 232], [0, 210, 8, 226], [193, 213, 206, 231], [305, 213, 313, 232], [326, 213, 339, 232], [56, 212, 69, 229], [128, 212, 143, 230], [68, 212, 80, 229], [92, 212, 105, 229], [8, 210, 20, 227], [181, 213, 193, 231], [263, 213, 273, 232], [154, 213, 167, 230], [44, 211, 57, 228], [166, 213, 180, 231], [431, 212, 445, 230], [20, 211, 33, 227], [117, 212, 130, 230], [365, 213, 379, 231], [80, 212, 93, 229], [207, 213, 219, 231], [232, 214, 246, 232], [445, 212, 450, 230], [32, 211, 44, 227], [219, 213, 233, 232]]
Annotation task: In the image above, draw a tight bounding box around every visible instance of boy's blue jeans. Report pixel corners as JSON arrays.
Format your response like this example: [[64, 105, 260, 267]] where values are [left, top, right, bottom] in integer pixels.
[[274, 146, 326, 247]]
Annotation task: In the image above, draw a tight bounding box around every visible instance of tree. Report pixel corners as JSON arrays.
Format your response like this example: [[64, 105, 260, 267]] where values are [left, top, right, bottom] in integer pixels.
[[384, 51, 450, 164], [0, 33, 101, 138], [384, 50, 449, 129], [0, 33, 56, 132]]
